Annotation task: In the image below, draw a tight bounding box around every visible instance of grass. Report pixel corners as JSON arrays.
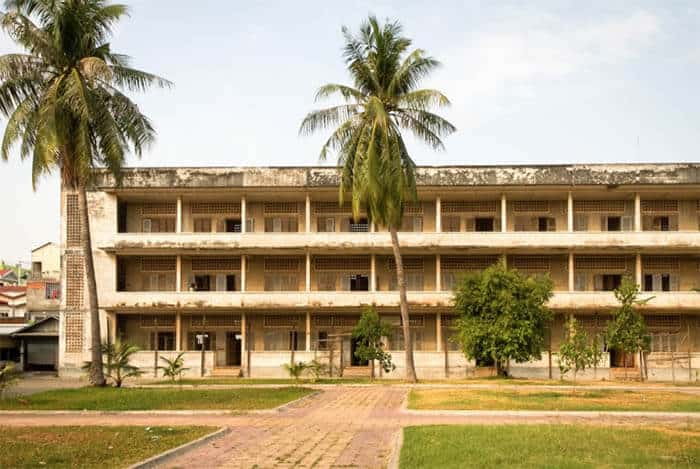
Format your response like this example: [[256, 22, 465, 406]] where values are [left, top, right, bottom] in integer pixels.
[[400, 424, 700, 468], [409, 388, 700, 412], [0, 387, 313, 411], [0, 426, 215, 469], [148, 377, 397, 385]]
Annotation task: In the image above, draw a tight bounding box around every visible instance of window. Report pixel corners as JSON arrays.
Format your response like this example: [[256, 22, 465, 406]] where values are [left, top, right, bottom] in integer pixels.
[[595, 274, 622, 291], [149, 273, 175, 291], [654, 216, 670, 232], [474, 217, 494, 232], [194, 275, 211, 291], [441, 272, 457, 291], [574, 273, 587, 291], [442, 216, 461, 232], [390, 272, 424, 291], [574, 214, 588, 231], [265, 217, 298, 233], [317, 217, 336, 233], [643, 274, 675, 292], [149, 332, 175, 351], [263, 330, 304, 351], [401, 216, 423, 232], [194, 218, 211, 233], [317, 331, 328, 350], [349, 218, 369, 232], [605, 216, 621, 232], [45, 282, 60, 300], [388, 328, 424, 351], [350, 275, 369, 291], [143, 217, 175, 233], [317, 273, 336, 291], [538, 217, 556, 232], [188, 331, 216, 351], [225, 219, 242, 232], [264, 274, 298, 291], [226, 274, 236, 291]]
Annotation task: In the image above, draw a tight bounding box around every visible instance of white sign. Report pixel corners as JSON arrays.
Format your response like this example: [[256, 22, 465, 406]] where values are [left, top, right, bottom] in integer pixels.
[[196, 334, 209, 345]]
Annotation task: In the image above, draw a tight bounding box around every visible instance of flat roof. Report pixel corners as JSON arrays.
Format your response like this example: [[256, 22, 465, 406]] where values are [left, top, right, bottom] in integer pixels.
[[93, 163, 700, 190]]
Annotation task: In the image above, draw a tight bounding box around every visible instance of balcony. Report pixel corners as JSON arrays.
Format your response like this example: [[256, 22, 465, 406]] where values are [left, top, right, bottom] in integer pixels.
[[99, 290, 700, 311], [101, 231, 700, 254]]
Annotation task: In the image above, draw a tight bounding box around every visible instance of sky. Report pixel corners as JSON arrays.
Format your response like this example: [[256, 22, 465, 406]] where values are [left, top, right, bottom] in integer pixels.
[[1, 0, 699, 264]]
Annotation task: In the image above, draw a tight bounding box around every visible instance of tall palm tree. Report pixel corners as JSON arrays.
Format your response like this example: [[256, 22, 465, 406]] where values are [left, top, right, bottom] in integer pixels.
[[300, 16, 455, 382], [0, 0, 170, 385]]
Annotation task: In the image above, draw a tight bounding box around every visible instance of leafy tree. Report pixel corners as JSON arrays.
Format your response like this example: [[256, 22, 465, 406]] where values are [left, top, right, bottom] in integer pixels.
[[158, 352, 189, 384], [282, 361, 307, 384], [558, 317, 596, 389], [0, 0, 170, 386], [300, 16, 455, 382], [453, 261, 554, 376], [351, 306, 395, 379], [83, 340, 142, 387], [305, 359, 332, 383], [0, 362, 20, 399], [606, 277, 651, 380]]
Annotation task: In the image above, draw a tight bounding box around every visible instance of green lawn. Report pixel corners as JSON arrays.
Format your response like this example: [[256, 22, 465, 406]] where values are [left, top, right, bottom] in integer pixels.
[[0, 426, 215, 469], [409, 388, 700, 412], [400, 425, 700, 468], [0, 387, 313, 411], [148, 377, 396, 385]]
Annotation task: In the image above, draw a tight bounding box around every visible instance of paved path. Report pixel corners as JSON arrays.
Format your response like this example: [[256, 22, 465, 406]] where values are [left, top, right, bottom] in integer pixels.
[[3, 386, 700, 468]]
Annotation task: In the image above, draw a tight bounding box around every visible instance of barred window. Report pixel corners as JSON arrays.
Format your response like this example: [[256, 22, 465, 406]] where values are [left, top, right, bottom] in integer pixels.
[[574, 256, 629, 271], [141, 203, 176, 215], [140, 257, 177, 272], [139, 314, 176, 328], [66, 194, 81, 247], [264, 202, 299, 214], [442, 256, 499, 271], [313, 202, 353, 214], [190, 202, 240, 214], [510, 256, 551, 272], [643, 256, 680, 272], [193, 218, 212, 233], [573, 200, 626, 213], [512, 200, 550, 213], [264, 257, 301, 272], [191, 256, 240, 272], [442, 200, 498, 213], [641, 200, 678, 213], [314, 256, 370, 271], [442, 215, 461, 232], [264, 274, 299, 291]]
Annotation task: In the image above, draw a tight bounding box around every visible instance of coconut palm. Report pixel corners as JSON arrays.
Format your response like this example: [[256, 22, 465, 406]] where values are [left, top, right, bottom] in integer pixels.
[[0, 0, 170, 385], [300, 16, 455, 382]]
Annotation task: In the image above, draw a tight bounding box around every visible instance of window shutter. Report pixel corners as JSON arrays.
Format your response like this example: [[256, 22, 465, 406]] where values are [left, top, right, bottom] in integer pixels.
[[574, 214, 588, 231], [216, 274, 226, 292], [600, 216, 608, 232], [652, 274, 662, 291], [464, 217, 475, 232], [326, 217, 335, 233], [413, 216, 423, 232], [149, 273, 159, 291], [246, 218, 255, 232], [142, 218, 152, 233], [593, 275, 603, 291], [642, 215, 653, 231], [547, 218, 556, 231], [493, 217, 501, 232], [575, 273, 587, 291], [670, 274, 680, 291], [669, 215, 679, 231], [621, 216, 633, 232], [273, 218, 282, 232]]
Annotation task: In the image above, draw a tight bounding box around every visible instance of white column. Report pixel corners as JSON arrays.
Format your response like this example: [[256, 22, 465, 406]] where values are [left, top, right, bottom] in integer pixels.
[[305, 252, 311, 292], [436, 312, 442, 352], [435, 254, 441, 291], [568, 252, 575, 292], [176, 255, 182, 292], [370, 254, 377, 292], [634, 193, 641, 232], [305, 311, 311, 352], [175, 313, 182, 351], [567, 191, 574, 232], [370, 221, 375, 233], [176, 196, 182, 233], [305, 194, 311, 233], [241, 196, 247, 233], [435, 197, 441, 233], [635, 253, 642, 287], [241, 313, 247, 374], [500, 193, 507, 232], [240, 255, 247, 292]]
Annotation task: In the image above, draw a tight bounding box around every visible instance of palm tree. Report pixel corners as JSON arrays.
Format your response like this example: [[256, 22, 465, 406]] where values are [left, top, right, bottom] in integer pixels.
[[300, 16, 455, 382], [0, 0, 170, 386]]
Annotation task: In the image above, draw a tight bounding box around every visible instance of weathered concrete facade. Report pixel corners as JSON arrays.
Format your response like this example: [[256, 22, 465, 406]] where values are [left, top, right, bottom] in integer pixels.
[[60, 164, 700, 380]]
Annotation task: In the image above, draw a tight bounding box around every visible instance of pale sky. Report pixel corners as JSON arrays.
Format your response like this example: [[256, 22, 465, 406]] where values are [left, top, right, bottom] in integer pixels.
[[1, 1, 699, 264]]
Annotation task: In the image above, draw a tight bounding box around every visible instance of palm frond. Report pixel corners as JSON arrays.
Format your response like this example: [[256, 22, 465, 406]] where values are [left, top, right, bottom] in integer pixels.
[[298, 104, 360, 136]]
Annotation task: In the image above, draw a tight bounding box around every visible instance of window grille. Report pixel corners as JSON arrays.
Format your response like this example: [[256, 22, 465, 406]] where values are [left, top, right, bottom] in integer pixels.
[[441, 315, 458, 328], [66, 254, 84, 308], [190, 202, 240, 214], [314, 315, 359, 327], [189, 315, 241, 328], [442, 200, 498, 213], [404, 202, 424, 215], [316, 273, 336, 291], [385, 257, 424, 271], [314, 256, 370, 271], [643, 256, 680, 271], [574, 315, 611, 332], [313, 202, 353, 214], [264, 202, 299, 214], [45, 282, 60, 300], [140, 257, 177, 272], [645, 315, 681, 332], [441, 256, 499, 271], [641, 200, 678, 213], [317, 217, 336, 232], [510, 256, 551, 271], [650, 333, 678, 353], [263, 315, 301, 328], [139, 314, 176, 328], [573, 200, 626, 213], [513, 200, 550, 213], [264, 274, 298, 291], [66, 194, 81, 247], [264, 257, 300, 272], [64, 311, 83, 352], [264, 216, 298, 232], [191, 257, 240, 272], [442, 215, 461, 232], [574, 256, 629, 271], [382, 315, 424, 328], [193, 218, 211, 233], [141, 203, 176, 215]]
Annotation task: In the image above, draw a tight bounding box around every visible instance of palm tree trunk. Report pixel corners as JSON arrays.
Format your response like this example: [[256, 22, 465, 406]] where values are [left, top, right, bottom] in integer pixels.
[[78, 185, 106, 386], [389, 228, 417, 383]]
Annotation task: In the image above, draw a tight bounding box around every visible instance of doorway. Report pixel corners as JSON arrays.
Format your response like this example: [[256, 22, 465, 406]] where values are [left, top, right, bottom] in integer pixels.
[[350, 337, 368, 366], [225, 219, 242, 233], [610, 348, 635, 368], [226, 332, 242, 366]]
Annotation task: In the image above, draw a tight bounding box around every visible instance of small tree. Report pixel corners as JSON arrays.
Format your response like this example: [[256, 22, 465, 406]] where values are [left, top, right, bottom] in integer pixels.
[[158, 352, 189, 384], [606, 277, 652, 380], [282, 361, 308, 384], [558, 318, 596, 390], [352, 306, 395, 379], [453, 261, 554, 376], [0, 363, 20, 399], [84, 340, 142, 387], [306, 359, 330, 383]]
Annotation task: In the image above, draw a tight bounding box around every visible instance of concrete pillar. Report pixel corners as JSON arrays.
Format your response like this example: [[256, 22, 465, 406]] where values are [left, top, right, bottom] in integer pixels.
[[305, 194, 311, 233], [568, 252, 575, 291], [370, 221, 375, 233], [305, 311, 311, 352], [635, 253, 642, 287], [176, 196, 182, 233], [305, 253, 311, 292], [241, 313, 247, 375], [175, 313, 182, 351], [435, 197, 441, 233], [19, 339, 25, 371], [436, 312, 442, 352], [567, 191, 574, 232], [240, 255, 247, 292], [176, 255, 182, 292], [634, 193, 641, 232], [500, 193, 507, 232], [241, 196, 247, 233], [109, 312, 117, 344], [435, 254, 441, 291], [370, 254, 376, 292]]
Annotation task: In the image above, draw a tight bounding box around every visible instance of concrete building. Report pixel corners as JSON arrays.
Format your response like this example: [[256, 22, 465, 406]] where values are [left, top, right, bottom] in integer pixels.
[[58, 164, 700, 381], [31, 242, 61, 280], [0, 286, 26, 319]]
